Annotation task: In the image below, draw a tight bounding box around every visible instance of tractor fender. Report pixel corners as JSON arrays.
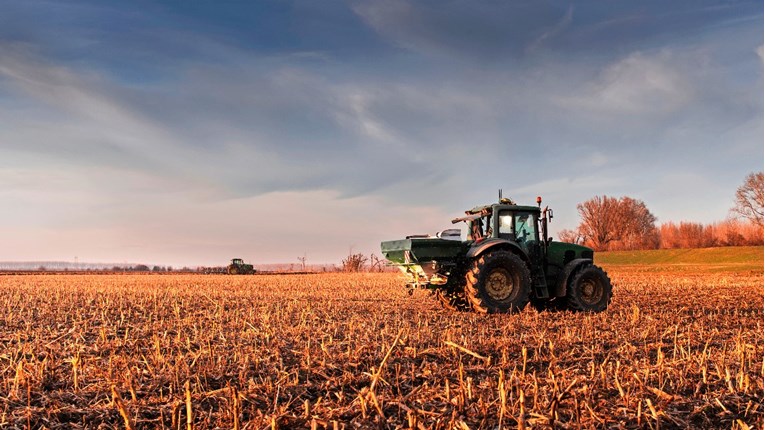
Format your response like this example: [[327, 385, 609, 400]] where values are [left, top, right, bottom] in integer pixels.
[[467, 238, 529, 264], [552, 258, 593, 297]]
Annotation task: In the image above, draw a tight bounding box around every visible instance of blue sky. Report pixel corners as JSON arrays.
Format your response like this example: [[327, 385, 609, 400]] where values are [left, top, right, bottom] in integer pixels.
[[0, 1, 762, 266]]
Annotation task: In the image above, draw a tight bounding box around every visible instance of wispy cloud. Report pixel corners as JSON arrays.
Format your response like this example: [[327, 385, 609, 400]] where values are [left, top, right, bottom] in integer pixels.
[[526, 5, 574, 53], [556, 50, 695, 115], [0, 43, 185, 171], [351, 0, 564, 60]]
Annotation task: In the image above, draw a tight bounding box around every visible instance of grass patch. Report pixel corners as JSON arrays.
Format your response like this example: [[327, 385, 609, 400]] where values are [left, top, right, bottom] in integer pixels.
[[596, 246, 763, 273]]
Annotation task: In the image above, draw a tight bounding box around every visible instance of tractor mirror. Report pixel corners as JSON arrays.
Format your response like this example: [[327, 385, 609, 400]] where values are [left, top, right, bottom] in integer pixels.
[[548, 209, 554, 221]]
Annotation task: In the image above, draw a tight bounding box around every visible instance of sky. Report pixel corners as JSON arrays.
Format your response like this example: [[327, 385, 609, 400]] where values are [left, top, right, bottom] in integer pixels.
[[0, 1, 762, 267]]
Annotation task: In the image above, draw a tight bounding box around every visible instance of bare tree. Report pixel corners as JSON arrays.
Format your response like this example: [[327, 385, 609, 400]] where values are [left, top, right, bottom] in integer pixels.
[[557, 228, 582, 244], [297, 253, 307, 271], [576, 195, 658, 251], [618, 197, 660, 250], [342, 253, 368, 272], [576, 196, 622, 250], [731, 172, 764, 227], [369, 254, 385, 272]]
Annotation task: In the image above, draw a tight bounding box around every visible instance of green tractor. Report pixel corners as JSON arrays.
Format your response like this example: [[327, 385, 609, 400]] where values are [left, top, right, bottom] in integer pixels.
[[380, 195, 612, 313], [227, 258, 256, 275]]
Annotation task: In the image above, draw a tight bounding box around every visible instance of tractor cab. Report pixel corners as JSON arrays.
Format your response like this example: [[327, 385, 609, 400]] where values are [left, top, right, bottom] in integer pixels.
[[454, 198, 552, 256]]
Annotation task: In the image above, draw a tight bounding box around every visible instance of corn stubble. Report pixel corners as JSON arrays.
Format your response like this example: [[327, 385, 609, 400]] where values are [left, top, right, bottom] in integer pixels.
[[0, 271, 761, 429]]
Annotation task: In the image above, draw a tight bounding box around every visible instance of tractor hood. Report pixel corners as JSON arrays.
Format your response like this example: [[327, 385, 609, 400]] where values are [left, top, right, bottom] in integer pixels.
[[546, 241, 594, 264]]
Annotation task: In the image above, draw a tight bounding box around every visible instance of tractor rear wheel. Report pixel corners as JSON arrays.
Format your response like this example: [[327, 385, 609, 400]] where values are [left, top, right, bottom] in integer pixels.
[[566, 264, 612, 312], [464, 251, 531, 313], [228, 266, 239, 275]]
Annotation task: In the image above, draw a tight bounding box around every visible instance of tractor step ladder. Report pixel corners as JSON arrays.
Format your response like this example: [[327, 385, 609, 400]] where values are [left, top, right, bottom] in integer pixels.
[[533, 268, 549, 299]]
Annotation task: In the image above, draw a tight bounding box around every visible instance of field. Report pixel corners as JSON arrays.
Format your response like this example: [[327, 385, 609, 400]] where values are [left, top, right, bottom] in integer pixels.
[[0, 250, 762, 429]]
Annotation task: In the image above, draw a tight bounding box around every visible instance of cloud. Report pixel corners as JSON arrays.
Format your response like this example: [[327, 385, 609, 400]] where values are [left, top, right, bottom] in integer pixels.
[[4, 38, 754, 210], [556, 50, 695, 115], [351, 1, 762, 63], [0, 43, 188, 172], [334, 88, 398, 143], [526, 5, 574, 53], [351, 0, 565, 60], [0, 42, 475, 203]]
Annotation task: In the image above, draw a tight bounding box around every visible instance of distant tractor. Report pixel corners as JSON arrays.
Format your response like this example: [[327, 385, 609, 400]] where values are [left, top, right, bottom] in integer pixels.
[[227, 258, 256, 275], [381, 194, 613, 313]]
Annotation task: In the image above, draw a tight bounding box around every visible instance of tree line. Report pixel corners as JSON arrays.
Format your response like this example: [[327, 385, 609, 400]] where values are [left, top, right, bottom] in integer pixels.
[[558, 172, 763, 251]]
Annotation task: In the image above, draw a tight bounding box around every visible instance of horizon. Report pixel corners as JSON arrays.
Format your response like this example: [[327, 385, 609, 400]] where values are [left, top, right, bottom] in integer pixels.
[[3, 242, 763, 270], [1, 1, 762, 267], [0, 259, 345, 269]]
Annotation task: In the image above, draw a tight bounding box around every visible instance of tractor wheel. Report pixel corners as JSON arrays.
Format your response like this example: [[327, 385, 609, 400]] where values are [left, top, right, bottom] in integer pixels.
[[566, 264, 612, 312], [435, 289, 471, 312], [464, 250, 531, 313], [228, 266, 239, 275]]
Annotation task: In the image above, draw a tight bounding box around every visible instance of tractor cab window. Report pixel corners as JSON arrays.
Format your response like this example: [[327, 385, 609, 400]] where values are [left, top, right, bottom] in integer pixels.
[[514, 214, 535, 244], [498, 213, 514, 238], [497, 211, 538, 243]]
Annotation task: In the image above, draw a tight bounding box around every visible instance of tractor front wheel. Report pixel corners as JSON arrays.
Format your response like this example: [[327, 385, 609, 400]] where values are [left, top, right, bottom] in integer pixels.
[[566, 264, 612, 312], [464, 251, 531, 313]]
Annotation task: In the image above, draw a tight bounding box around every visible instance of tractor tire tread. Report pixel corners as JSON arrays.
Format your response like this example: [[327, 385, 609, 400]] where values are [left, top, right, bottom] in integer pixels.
[[566, 264, 613, 312], [464, 250, 531, 314]]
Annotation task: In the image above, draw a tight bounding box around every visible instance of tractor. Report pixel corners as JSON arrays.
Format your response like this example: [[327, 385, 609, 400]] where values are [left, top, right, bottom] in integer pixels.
[[227, 258, 256, 275], [380, 195, 612, 313]]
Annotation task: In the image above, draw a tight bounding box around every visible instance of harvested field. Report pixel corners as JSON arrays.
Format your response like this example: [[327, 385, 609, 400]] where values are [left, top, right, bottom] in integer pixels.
[[0, 270, 762, 429]]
